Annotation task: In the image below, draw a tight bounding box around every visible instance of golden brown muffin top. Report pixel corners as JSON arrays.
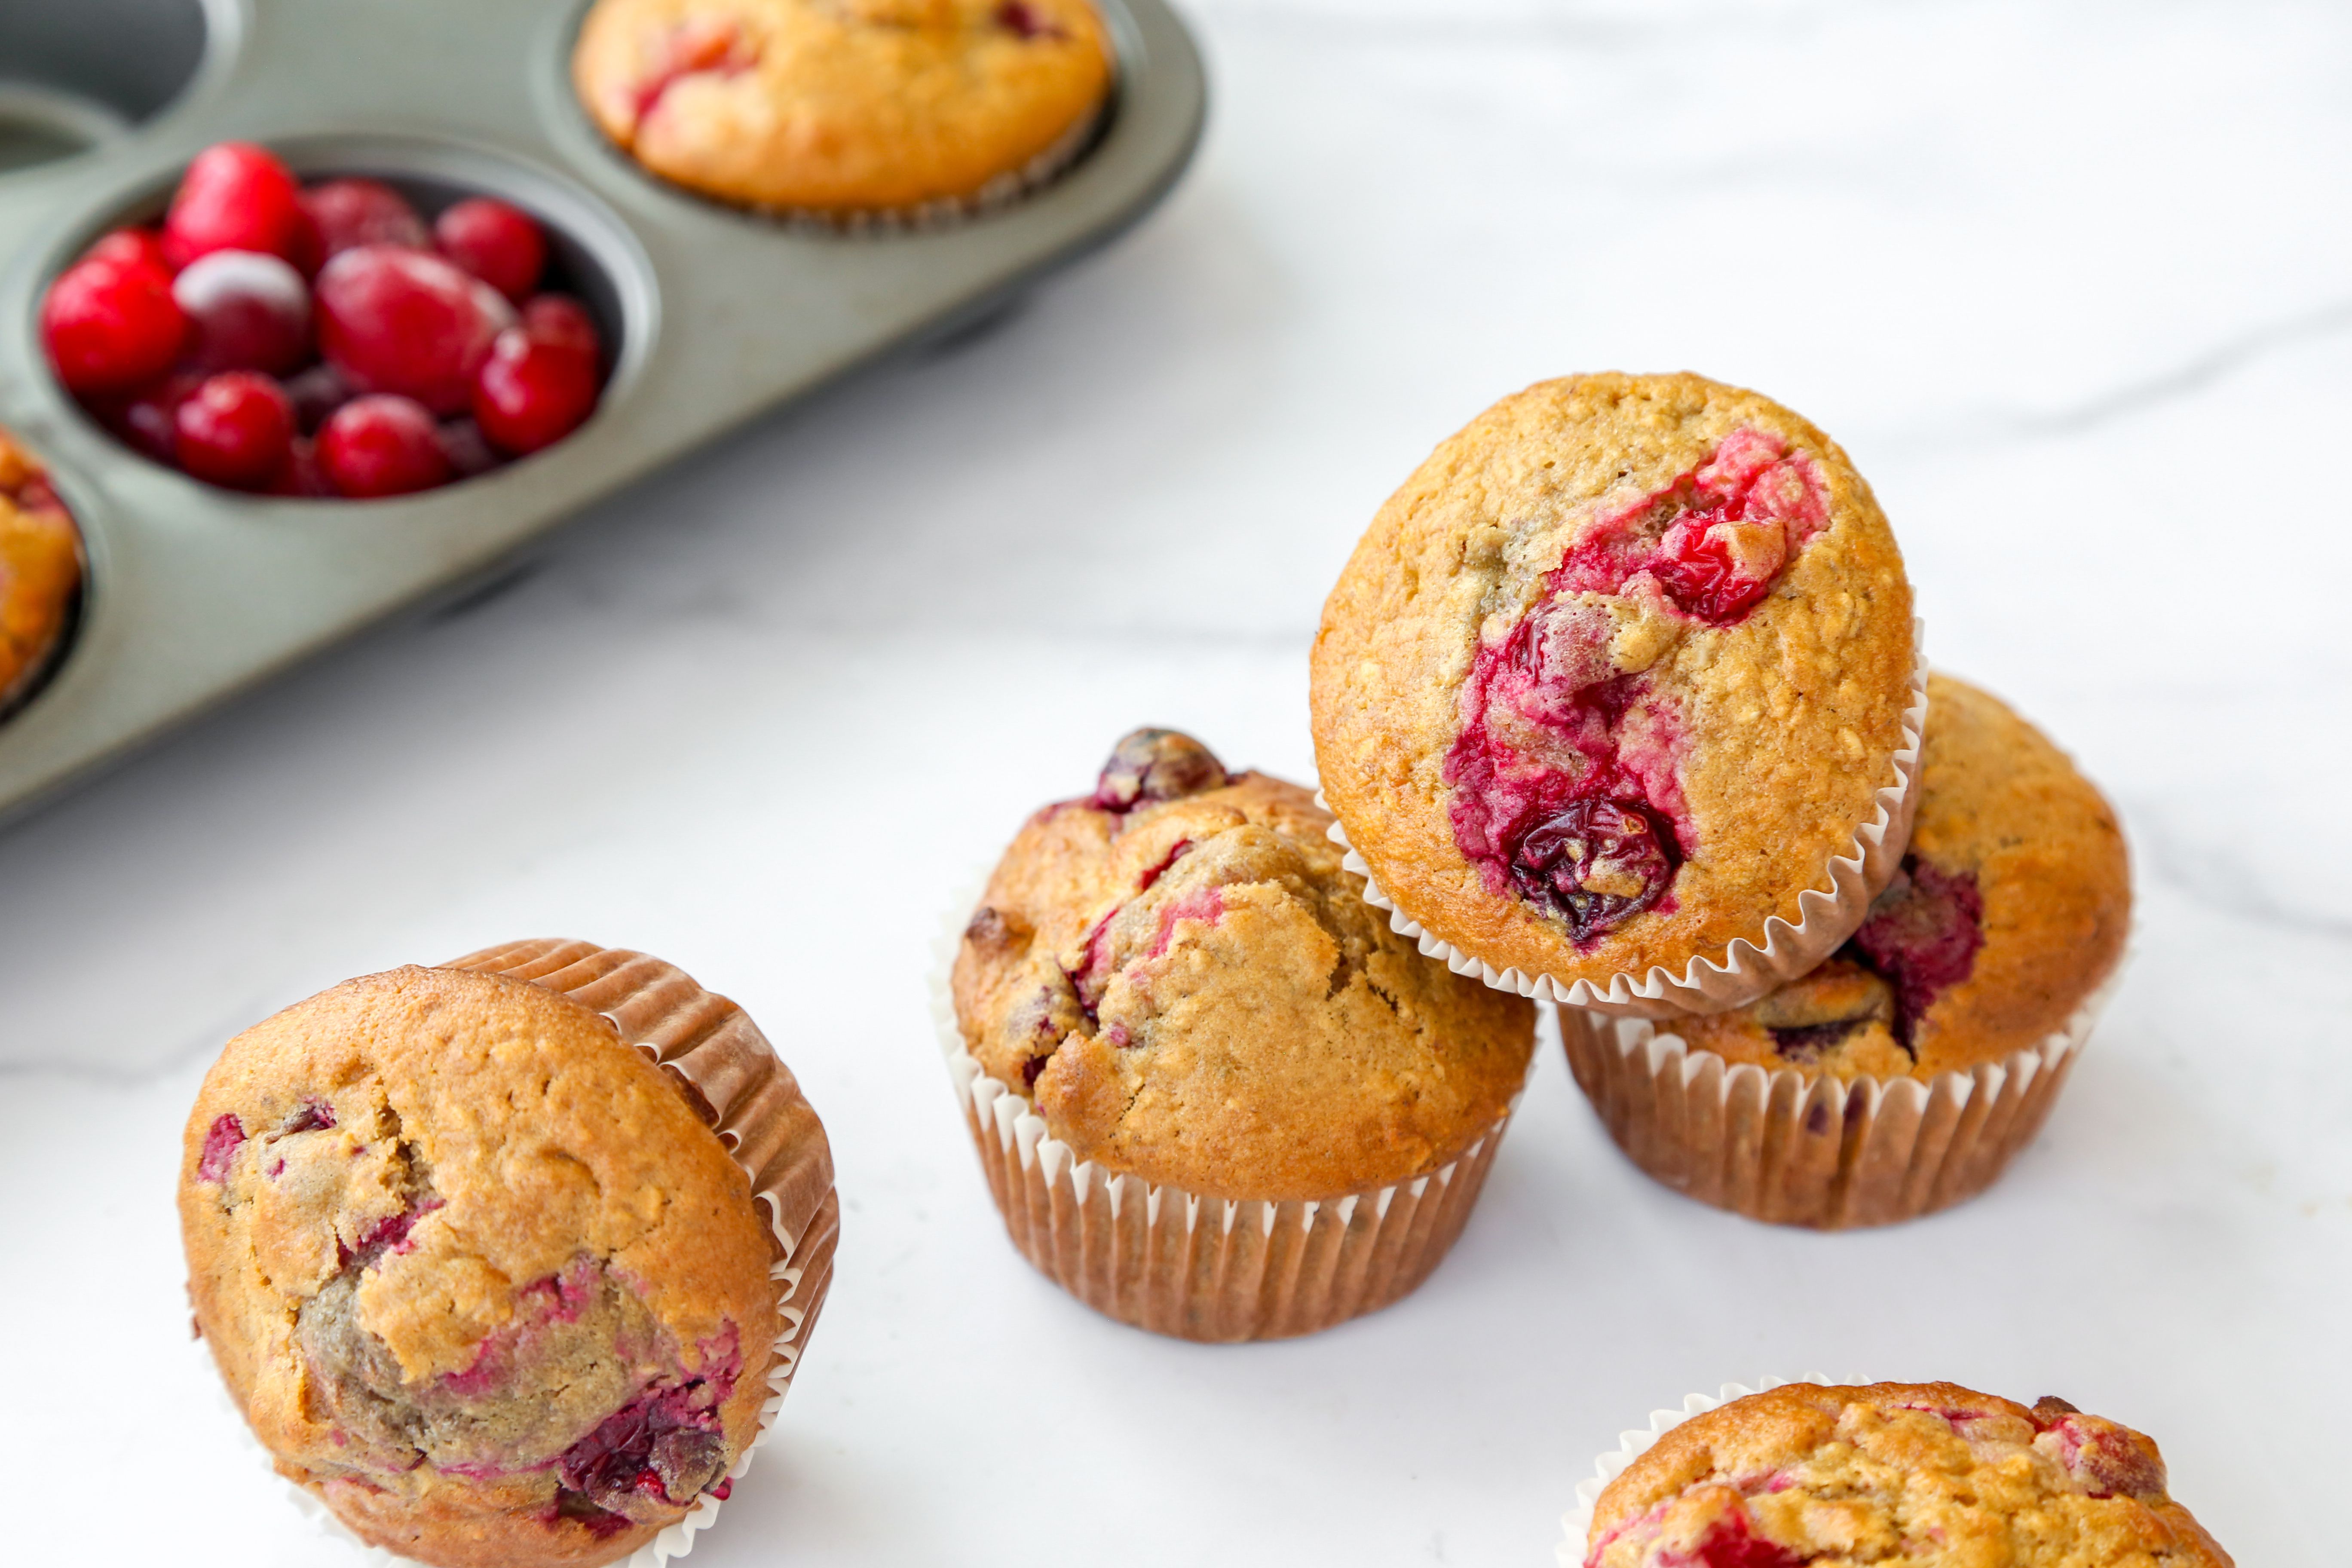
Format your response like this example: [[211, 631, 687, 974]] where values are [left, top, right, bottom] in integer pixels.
[[1311, 372, 1914, 993], [1585, 1381, 2232, 1568], [952, 728, 1536, 1202], [179, 965, 778, 1567], [1672, 674, 2129, 1078], [573, 0, 1112, 214], [0, 429, 83, 711]]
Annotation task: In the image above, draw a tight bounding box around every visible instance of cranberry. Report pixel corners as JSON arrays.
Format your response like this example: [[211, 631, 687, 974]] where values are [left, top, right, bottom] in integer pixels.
[[1686, 1516, 1808, 1568], [110, 372, 203, 463], [281, 362, 355, 434], [163, 142, 313, 271], [85, 227, 171, 273], [300, 178, 428, 260], [473, 325, 598, 455], [196, 1114, 246, 1183], [995, 2, 1065, 38], [435, 197, 547, 303], [319, 395, 455, 498], [41, 256, 188, 395], [172, 250, 312, 376], [1845, 854, 1984, 1044], [175, 372, 295, 490], [315, 244, 514, 415], [521, 294, 602, 362], [268, 437, 337, 498], [1091, 728, 1228, 811], [1507, 797, 1680, 942], [282, 1098, 337, 1134], [435, 418, 500, 478], [629, 17, 754, 122]]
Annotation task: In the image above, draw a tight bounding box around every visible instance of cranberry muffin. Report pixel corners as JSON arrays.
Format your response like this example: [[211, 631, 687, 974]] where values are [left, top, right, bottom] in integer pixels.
[[574, 0, 1114, 217], [1562, 674, 2129, 1227], [1311, 373, 1918, 1011], [181, 949, 833, 1568], [1577, 1381, 2232, 1567], [0, 429, 84, 714], [948, 727, 1534, 1338]]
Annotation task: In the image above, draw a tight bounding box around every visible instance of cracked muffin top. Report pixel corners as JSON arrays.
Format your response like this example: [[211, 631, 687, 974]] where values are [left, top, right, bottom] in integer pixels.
[[1311, 373, 1915, 994], [0, 429, 83, 714], [180, 965, 778, 1568], [951, 728, 1535, 1202], [1669, 674, 2129, 1080], [573, 0, 1113, 216], [1583, 1381, 2232, 1568]]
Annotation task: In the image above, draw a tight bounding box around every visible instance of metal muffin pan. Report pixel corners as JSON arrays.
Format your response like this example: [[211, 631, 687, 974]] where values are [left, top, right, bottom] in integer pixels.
[[0, 0, 1205, 824]]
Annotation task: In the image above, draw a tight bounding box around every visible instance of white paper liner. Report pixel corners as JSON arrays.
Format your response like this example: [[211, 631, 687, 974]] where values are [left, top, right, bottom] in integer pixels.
[[1323, 624, 1930, 1020], [934, 873, 1528, 1341], [1557, 1373, 1838, 1568], [199, 943, 839, 1568], [1559, 956, 2124, 1229]]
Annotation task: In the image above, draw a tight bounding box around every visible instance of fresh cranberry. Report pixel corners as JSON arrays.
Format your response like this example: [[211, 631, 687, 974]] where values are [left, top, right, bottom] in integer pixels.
[[436, 418, 500, 478], [163, 142, 312, 271], [196, 1114, 246, 1183], [1845, 854, 1984, 1044], [175, 372, 295, 490], [473, 325, 598, 455], [521, 294, 601, 362], [318, 395, 455, 498], [315, 244, 514, 415], [84, 227, 171, 273], [172, 250, 312, 376], [268, 437, 337, 498], [41, 257, 188, 395], [281, 362, 355, 434], [1508, 797, 1680, 942], [435, 197, 547, 303], [109, 372, 203, 463], [300, 178, 428, 260]]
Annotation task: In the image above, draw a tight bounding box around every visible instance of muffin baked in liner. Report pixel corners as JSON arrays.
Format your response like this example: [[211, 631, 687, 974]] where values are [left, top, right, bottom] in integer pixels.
[[934, 886, 1528, 1343], [0, 427, 86, 718], [1559, 961, 2119, 1229], [1561, 1377, 2233, 1568], [1320, 634, 1926, 1019], [192, 940, 838, 1568]]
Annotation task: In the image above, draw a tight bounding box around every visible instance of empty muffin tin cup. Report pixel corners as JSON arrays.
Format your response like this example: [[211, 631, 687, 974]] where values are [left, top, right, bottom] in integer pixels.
[[202, 939, 839, 1568], [932, 878, 1526, 1343], [1325, 626, 1931, 1020]]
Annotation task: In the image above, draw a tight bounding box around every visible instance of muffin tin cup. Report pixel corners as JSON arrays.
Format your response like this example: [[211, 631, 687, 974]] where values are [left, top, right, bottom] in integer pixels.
[[931, 889, 1527, 1343], [1556, 956, 2123, 1230], [196, 938, 840, 1568], [1323, 625, 1930, 1020], [1557, 1373, 1836, 1568]]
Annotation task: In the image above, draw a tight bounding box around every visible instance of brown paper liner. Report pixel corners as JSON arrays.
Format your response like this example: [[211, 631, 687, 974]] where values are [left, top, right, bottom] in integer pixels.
[[931, 921, 1522, 1342], [442, 941, 838, 1458], [1557, 968, 2117, 1228]]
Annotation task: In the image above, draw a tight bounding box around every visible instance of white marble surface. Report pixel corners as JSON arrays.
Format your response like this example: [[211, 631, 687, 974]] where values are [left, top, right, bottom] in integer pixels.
[[5, 2, 2349, 1564]]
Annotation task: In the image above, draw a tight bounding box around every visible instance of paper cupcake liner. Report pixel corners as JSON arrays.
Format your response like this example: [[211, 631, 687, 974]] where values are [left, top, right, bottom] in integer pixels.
[[208, 942, 840, 1568], [1558, 958, 2122, 1228], [932, 883, 1526, 1342], [1558, 1373, 1837, 1568], [1324, 623, 1930, 1020]]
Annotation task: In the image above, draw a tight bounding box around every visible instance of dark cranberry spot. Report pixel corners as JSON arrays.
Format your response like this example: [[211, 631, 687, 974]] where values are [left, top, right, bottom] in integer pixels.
[[1136, 838, 1193, 891], [995, 1, 1065, 37], [550, 1488, 634, 1540], [197, 1113, 246, 1183], [282, 1098, 337, 1134], [1091, 728, 1228, 812], [2047, 1415, 2166, 1500], [1020, 1054, 1049, 1088], [1842, 855, 1984, 1046], [1685, 1513, 1810, 1568], [1765, 1019, 1864, 1059], [707, 1478, 731, 1501], [558, 1378, 729, 1511], [2032, 1395, 2081, 1426], [1507, 798, 1679, 943], [1802, 1102, 1832, 1136], [336, 1197, 444, 1270], [1104, 1022, 1132, 1048]]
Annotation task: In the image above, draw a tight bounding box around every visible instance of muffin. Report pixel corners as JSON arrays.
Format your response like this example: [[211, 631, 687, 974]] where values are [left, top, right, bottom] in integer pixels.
[[1562, 673, 2130, 1228], [1571, 1381, 2232, 1567], [573, 0, 1114, 219], [1311, 373, 1921, 1014], [180, 942, 838, 1568], [945, 726, 1536, 1340], [0, 428, 84, 714]]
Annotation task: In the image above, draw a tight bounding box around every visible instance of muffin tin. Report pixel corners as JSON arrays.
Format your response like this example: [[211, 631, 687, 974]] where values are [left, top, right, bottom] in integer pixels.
[[0, 0, 1206, 825]]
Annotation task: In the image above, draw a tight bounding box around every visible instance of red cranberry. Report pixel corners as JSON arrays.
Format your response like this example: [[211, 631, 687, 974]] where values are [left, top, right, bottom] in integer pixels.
[[319, 395, 453, 498], [172, 250, 312, 376], [85, 227, 172, 273], [1507, 797, 1680, 943], [267, 437, 337, 498], [474, 326, 599, 455], [995, 2, 1065, 38], [281, 362, 356, 435], [521, 294, 601, 361], [41, 256, 188, 395], [196, 1113, 246, 1184], [163, 142, 313, 271], [1846, 854, 1984, 1045], [435, 418, 500, 478], [109, 372, 203, 463], [435, 197, 547, 304], [315, 244, 514, 415], [300, 178, 428, 260], [175, 372, 295, 490]]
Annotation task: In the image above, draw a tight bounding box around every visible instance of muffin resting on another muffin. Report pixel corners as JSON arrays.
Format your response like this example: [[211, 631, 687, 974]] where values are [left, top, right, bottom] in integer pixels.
[[1668, 672, 2129, 1080], [0, 429, 83, 713], [1582, 1381, 2232, 1567], [953, 727, 1535, 1203], [574, 0, 1114, 216], [181, 963, 784, 1568]]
